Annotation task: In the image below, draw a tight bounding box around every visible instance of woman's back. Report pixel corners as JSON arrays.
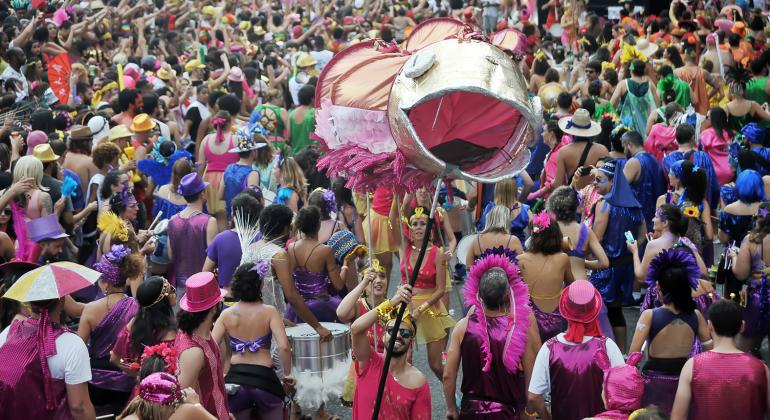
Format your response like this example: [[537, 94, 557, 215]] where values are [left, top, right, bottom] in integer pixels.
[[517, 251, 570, 313], [222, 302, 275, 367], [203, 134, 237, 172], [290, 239, 331, 273], [647, 307, 698, 359], [466, 232, 523, 267]]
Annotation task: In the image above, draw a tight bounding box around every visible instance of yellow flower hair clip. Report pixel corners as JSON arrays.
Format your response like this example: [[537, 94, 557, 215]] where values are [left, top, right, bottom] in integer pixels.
[[371, 259, 385, 274], [409, 206, 428, 223]]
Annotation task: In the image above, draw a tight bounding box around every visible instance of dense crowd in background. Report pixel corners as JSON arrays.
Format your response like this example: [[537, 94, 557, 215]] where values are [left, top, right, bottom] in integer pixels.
[[2, 0, 770, 419]]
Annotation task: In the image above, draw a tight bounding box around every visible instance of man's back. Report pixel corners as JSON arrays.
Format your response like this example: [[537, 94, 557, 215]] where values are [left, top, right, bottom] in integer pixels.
[[558, 141, 609, 189], [690, 351, 768, 420]]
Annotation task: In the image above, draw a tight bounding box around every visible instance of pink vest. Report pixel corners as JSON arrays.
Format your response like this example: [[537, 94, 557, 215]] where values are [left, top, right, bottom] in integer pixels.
[[691, 352, 768, 419], [175, 331, 229, 420], [0, 318, 71, 419]]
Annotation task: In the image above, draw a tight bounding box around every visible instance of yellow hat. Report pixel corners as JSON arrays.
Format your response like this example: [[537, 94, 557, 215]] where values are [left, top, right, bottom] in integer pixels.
[[254, 26, 266, 36], [108, 125, 133, 141], [130, 114, 157, 133], [296, 53, 317, 68], [184, 59, 206, 73], [202, 5, 217, 16], [239, 21, 252, 32], [156, 68, 175, 80], [33, 144, 60, 163]]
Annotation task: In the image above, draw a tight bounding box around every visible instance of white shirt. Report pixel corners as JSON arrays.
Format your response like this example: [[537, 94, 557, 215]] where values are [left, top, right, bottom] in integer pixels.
[[528, 333, 625, 395], [0, 325, 92, 385], [0, 65, 29, 101], [310, 50, 334, 72]]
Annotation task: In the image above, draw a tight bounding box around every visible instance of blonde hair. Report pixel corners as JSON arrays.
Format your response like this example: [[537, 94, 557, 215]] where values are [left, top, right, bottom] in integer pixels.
[[13, 155, 47, 190], [280, 157, 308, 201], [482, 205, 512, 234], [493, 178, 519, 208], [117, 396, 173, 420]]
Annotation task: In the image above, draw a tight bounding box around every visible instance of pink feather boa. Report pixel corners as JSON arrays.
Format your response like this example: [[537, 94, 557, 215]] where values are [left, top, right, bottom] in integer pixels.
[[10, 201, 33, 262], [464, 253, 531, 373]]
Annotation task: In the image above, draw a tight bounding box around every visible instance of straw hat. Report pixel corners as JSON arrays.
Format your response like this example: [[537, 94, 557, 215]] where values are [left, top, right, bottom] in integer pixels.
[[558, 109, 601, 137], [635, 38, 659, 58], [33, 143, 60, 163], [109, 125, 133, 142], [69, 125, 93, 142], [184, 59, 206, 73], [156, 68, 175, 81], [130, 114, 157, 133], [296, 53, 317, 69], [254, 26, 266, 36]]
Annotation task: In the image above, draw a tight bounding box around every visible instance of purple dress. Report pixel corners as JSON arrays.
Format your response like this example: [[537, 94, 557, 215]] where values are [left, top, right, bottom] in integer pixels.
[[459, 311, 525, 418], [168, 212, 212, 291], [530, 298, 566, 343], [285, 269, 341, 323], [547, 336, 608, 420], [88, 297, 139, 392]]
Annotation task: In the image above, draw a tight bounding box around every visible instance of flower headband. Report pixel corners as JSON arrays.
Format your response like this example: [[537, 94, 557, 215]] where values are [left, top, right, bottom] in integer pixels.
[[314, 188, 338, 215], [94, 244, 132, 286], [655, 207, 667, 222], [369, 259, 385, 274], [138, 372, 183, 406], [409, 207, 428, 223], [249, 259, 270, 279], [531, 212, 551, 234], [130, 342, 177, 373], [759, 207, 770, 218]]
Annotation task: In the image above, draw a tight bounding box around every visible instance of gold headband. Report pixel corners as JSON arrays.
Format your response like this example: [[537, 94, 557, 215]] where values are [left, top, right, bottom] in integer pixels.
[[369, 259, 385, 274], [409, 207, 428, 223], [148, 278, 173, 307]]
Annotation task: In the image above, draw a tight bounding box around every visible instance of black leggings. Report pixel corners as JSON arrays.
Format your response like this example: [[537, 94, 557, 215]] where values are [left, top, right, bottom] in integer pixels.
[[88, 383, 131, 411], [607, 306, 626, 327]]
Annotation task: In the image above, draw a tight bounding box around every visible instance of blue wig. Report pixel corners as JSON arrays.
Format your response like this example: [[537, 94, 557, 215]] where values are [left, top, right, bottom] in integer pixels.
[[670, 160, 684, 180], [736, 169, 765, 203]]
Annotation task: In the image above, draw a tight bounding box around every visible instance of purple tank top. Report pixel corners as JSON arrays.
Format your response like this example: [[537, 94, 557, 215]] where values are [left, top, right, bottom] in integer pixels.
[[547, 336, 608, 420], [168, 212, 212, 289], [460, 311, 524, 414], [88, 297, 138, 392]]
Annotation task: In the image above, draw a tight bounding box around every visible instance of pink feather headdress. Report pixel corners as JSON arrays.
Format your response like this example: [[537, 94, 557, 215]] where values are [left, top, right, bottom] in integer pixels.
[[464, 253, 531, 373]]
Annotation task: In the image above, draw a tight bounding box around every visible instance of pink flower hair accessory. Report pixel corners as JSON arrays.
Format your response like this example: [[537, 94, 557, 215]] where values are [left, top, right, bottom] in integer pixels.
[[531, 211, 551, 234], [464, 253, 531, 373], [130, 342, 178, 373]]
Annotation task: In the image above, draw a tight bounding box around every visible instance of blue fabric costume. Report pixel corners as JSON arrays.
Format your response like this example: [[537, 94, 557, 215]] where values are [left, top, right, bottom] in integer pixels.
[[223, 163, 258, 215], [590, 160, 643, 306], [630, 151, 667, 232], [137, 148, 193, 188], [662, 150, 720, 213], [720, 184, 739, 206]]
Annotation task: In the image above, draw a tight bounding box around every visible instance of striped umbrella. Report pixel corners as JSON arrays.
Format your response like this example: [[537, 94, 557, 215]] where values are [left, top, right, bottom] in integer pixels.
[[3, 262, 102, 302]]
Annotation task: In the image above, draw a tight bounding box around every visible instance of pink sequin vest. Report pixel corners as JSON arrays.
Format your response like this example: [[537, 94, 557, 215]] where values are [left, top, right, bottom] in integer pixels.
[[0, 319, 71, 419], [546, 336, 608, 420], [691, 352, 768, 419], [175, 331, 229, 420]]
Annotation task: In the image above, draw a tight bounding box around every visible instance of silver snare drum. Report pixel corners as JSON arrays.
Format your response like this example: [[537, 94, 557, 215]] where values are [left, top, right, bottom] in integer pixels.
[[286, 322, 351, 373]]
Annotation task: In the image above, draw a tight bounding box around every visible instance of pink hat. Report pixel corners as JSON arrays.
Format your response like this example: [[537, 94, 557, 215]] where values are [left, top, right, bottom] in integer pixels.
[[292, 25, 303, 39], [123, 63, 141, 80], [601, 352, 644, 413], [228, 67, 244, 82], [26, 130, 48, 155], [559, 280, 602, 323], [123, 76, 136, 89], [179, 272, 225, 312]]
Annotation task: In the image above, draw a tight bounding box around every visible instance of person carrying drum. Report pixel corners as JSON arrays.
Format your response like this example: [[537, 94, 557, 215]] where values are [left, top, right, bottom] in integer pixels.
[[350, 284, 431, 419]]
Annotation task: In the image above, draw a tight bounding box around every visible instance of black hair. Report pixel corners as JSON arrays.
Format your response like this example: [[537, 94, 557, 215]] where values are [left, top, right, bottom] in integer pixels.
[[656, 261, 697, 314], [307, 189, 332, 220], [621, 130, 644, 148], [217, 94, 242, 116], [109, 193, 129, 215], [132, 277, 176, 354], [581, 98, 596, 118], [658, 204, 688, 237], [679, 160, 708, 204], [586, 60, 602, 74], [182, 191, 203, 203], [527, 214, 563, 255], [708, 107, 729, 141], [177, 306, 214, 335], [298, 84, 315, 106], [296, 205, 321, 236], [99, 170, 126, 201], [556, 92, 572, 110], [658, 65, 674, 78], [118, 89, 139, 112], [546, 186, 579, 223], [675, 123, 695, 145], [533, 58, 549, 76], [630, 59, 646, 77], [138, 354, 169, 381], [545, 119, 564, 139], [259, 204, 294, 240], [231, 262, 263, 302], [708, 299, 743, 337], [544, 68, 560, 83], [588, 80, 602, 97], [380, 27, 393, 43], [142, 93, 159, 115], [231, 192, 263, 221]]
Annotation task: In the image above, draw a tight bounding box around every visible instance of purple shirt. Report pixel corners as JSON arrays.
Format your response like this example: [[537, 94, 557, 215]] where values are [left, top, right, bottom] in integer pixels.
[[207, 229, 243, 288]]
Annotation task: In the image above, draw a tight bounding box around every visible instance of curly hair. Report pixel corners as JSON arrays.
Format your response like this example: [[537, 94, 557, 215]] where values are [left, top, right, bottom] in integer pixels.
[[231, 262, 263, 302], [92, 142, 121, 170], [546, 186, 579, 223], [527, 215, 563, 255]]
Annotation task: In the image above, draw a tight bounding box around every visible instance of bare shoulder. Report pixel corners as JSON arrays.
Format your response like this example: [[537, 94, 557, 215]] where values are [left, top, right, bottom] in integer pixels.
[[171, 403, 217, 420], [404, 364, 429, 388]]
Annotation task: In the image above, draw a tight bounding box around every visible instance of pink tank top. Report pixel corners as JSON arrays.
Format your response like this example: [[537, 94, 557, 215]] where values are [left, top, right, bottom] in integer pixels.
[[690, 352, 768, 419], [203, 134, 238, 172]]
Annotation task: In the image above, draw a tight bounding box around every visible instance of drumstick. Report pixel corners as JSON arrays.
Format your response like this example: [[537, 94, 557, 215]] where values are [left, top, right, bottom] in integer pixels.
[[365, 192, 377, 354], [148, 211, 163, 232]]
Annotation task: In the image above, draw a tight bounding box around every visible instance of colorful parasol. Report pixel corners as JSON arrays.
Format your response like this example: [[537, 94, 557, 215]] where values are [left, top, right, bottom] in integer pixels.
[[3, 262, 102, 302]]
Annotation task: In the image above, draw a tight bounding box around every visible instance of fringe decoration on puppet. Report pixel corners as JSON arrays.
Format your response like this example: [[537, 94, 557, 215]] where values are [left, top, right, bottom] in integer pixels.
[[464, 253, 531, 373]]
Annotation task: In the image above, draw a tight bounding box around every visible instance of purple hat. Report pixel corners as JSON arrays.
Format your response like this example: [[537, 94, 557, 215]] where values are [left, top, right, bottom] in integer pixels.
[[179, 272, 226, 312], [177, 173, 209, 196], [28, 214, 69, 243], [26, 130, 48, 156]]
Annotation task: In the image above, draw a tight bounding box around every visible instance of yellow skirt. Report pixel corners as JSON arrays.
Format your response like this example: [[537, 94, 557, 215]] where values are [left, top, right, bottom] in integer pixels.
[[362, 210, 399, 255], [412, 292, 455, 344], [203, 171, 226, 214], [710, 83, 730, 108]]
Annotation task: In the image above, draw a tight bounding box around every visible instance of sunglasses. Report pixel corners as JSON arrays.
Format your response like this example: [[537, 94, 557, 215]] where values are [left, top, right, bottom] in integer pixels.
[[0, 209, 10, 216], [386, 326, 414, 339]]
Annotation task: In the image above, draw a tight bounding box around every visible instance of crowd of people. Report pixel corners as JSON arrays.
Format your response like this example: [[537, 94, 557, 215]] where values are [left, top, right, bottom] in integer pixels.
[[2, 0, 770, 419]]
